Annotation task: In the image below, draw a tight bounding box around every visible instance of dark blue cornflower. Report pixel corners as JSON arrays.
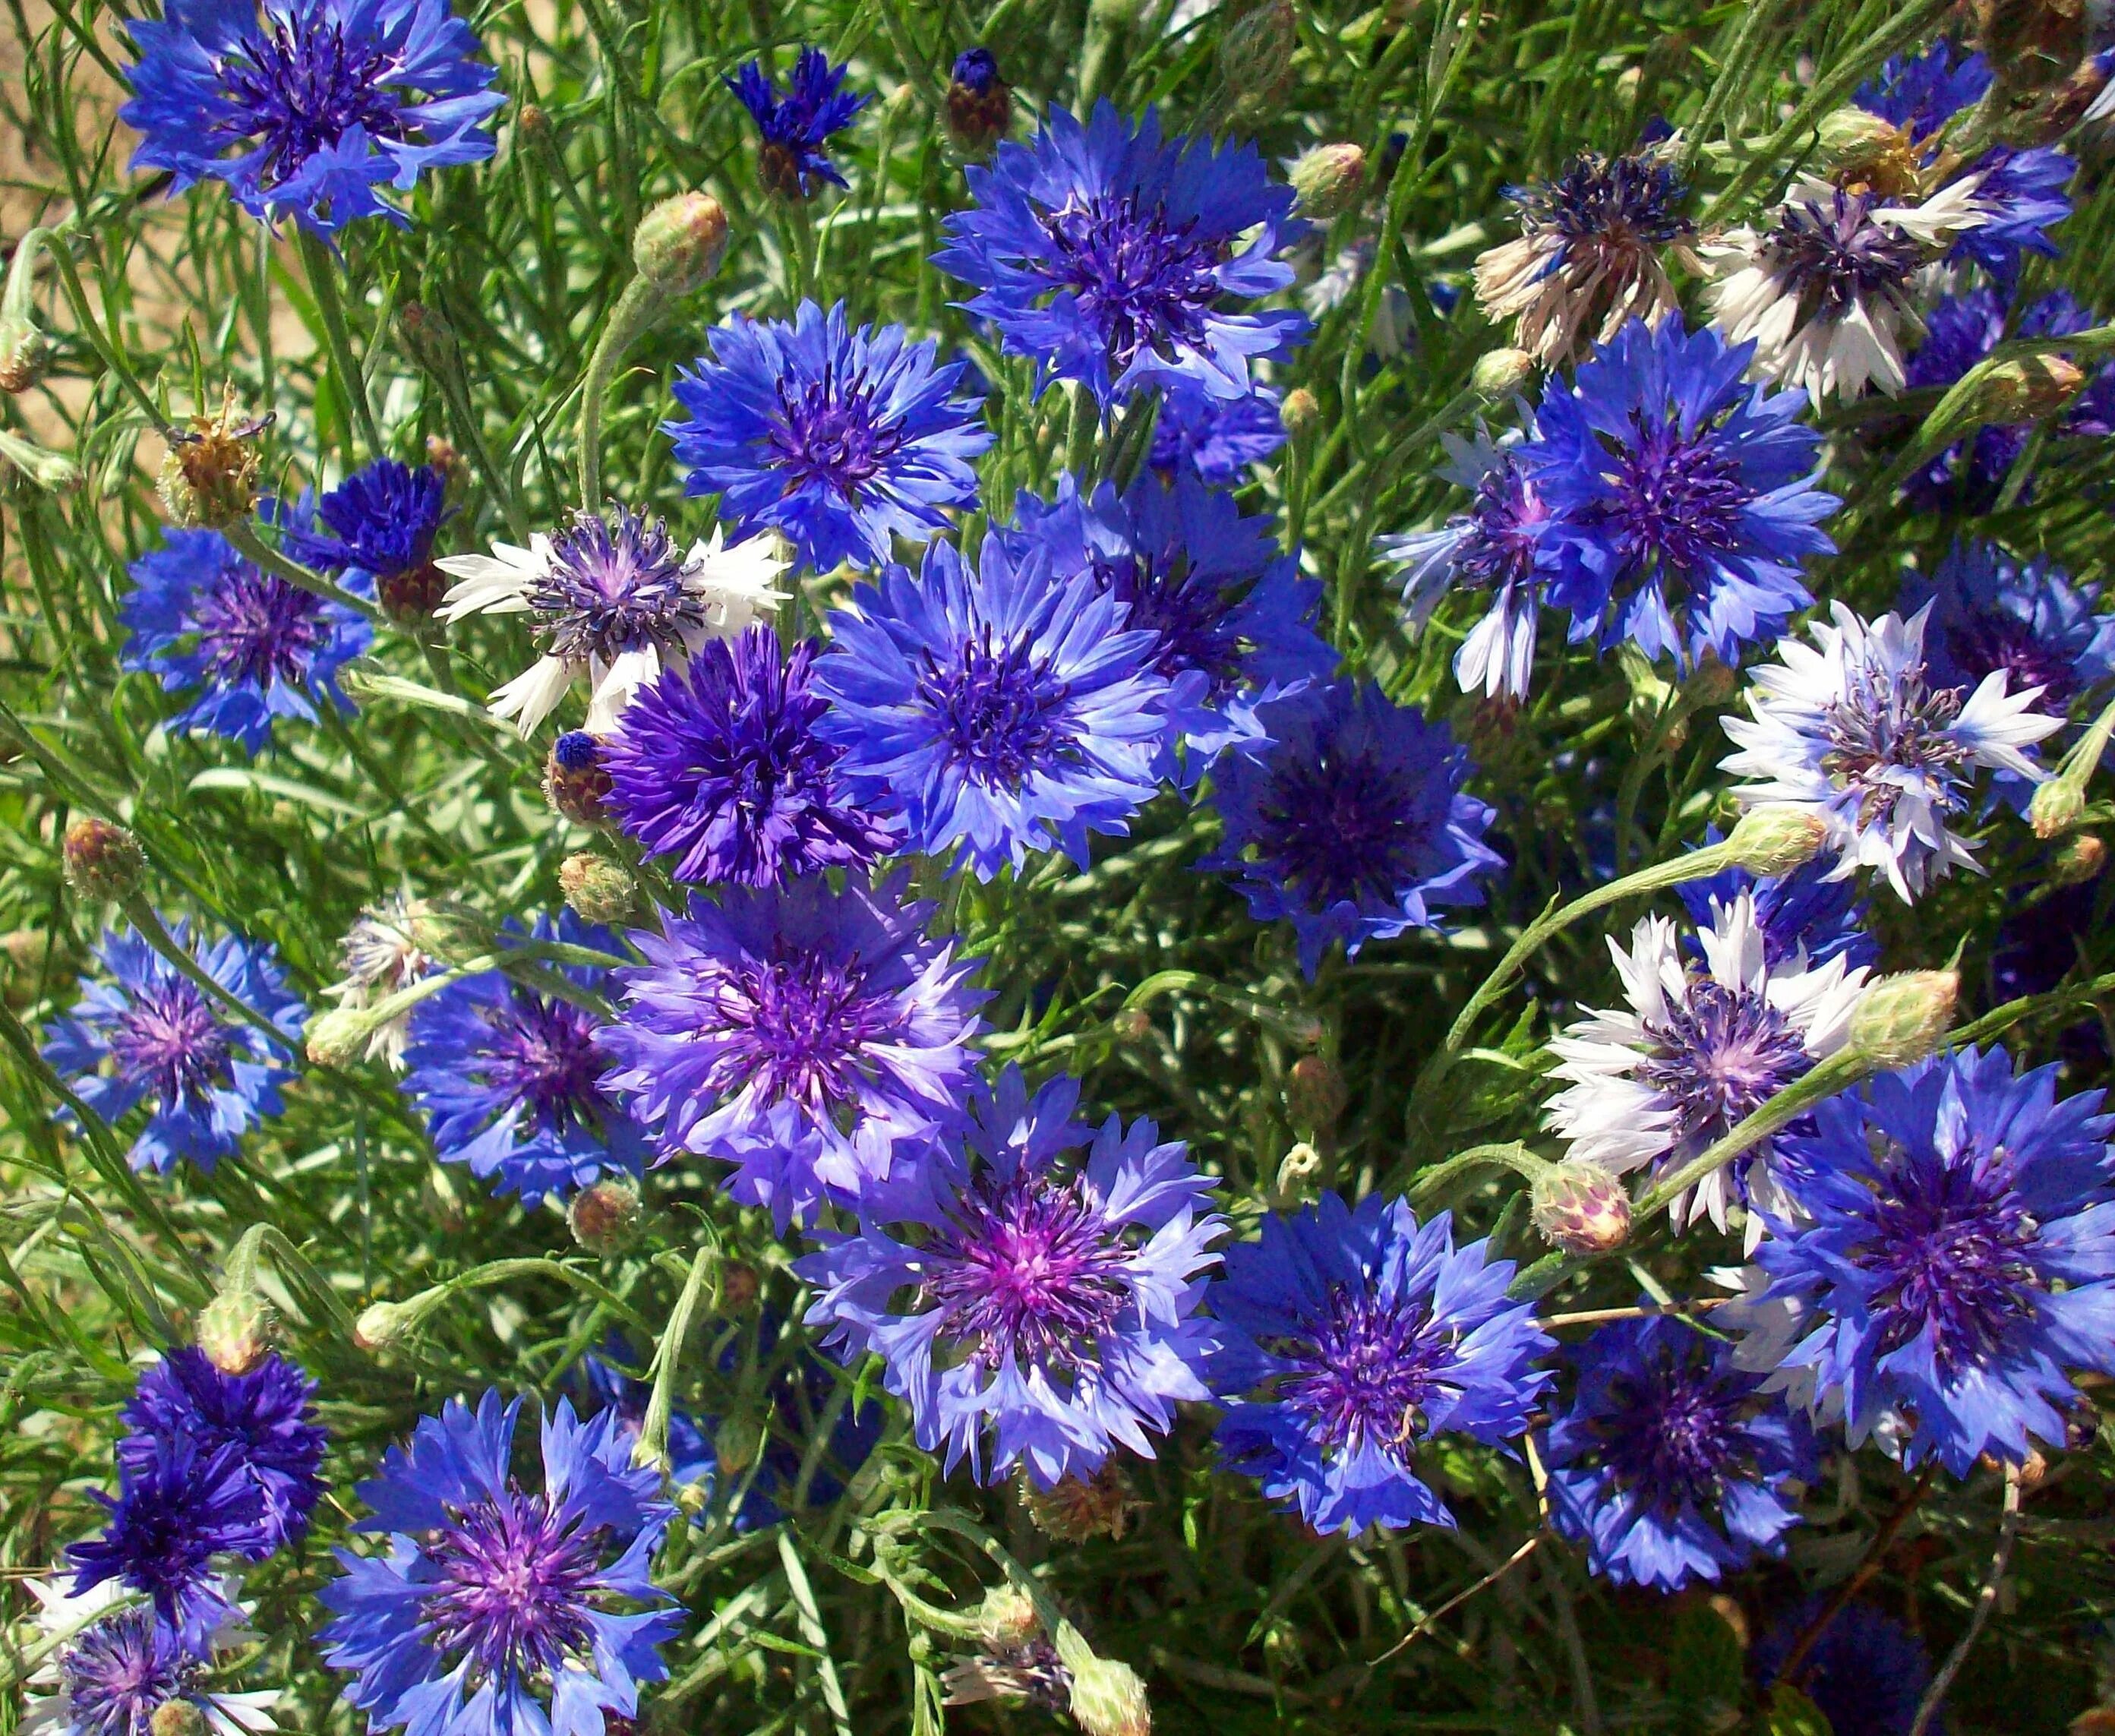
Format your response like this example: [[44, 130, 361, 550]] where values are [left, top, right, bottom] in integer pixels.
[[1755, 1600, 1935, 1736], [122, 512, 374, 754], [1744, 1045, 2115, 1476], [1001, 471, 1333, 781], [600, 625, 895, 888], [1544, 1313, 1815, 1590], [945, 48, 1011, 150], [1903, 541, 2115, 736], [1678, 832, 1880, 973], [1204, 678, 1503, 978], [1208, 1192, 1552, 1534], [1857, 43, 1990, 142], [283, 457, 450, 614], [119, 1347, 328, 1551], [318, 1391, 682, 1736], [800, 1067, 1226, 1488], [69, 1435, 267, 1652], [666, 301, 992, 575], [936, 101, 1309, 410], [725, 47, 867, 199], [399, 912, 647, 1208], [1148, 387, 1286, 485], [42, 922, 305, 1177], [598, 874, 986, 1227], [1524, 317, 1839, 671], [810, 533, 1173, 879], [118, 0, 504, 235]]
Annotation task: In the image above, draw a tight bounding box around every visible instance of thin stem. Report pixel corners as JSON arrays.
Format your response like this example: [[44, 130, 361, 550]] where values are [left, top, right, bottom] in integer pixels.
[[1366, 1533, 1542, 1668], [1776, 1466, 1940, 1688], [577, 276, 664, 508], [298, 228, 382, 460], [636, 1244, 719, 1470], [1908, 1463, 2024, 1736], [122, 900, 301, 1056], [220, 519, 386, 626]]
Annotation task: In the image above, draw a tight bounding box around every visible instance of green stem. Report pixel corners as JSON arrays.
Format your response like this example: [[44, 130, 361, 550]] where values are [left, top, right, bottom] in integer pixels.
[[577, 276, 665, 508], [1407, 1141, 1543, 1204], [45, 241, 172, 437], [366, 1257, 655, 1344], [298, 229, 381, 461], [636, 1244, 718, 1470]]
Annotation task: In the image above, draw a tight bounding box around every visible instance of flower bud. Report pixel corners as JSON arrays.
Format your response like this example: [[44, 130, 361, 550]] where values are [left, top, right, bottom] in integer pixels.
[[1280, 387, 1321, 437], [1725, 803, 1829, 876], [150, 1700, 207, 1736], [397, 300, 461, 377], [516, 103, 551, 144], [1969, 352, 2088, 424], [62, 816, 144, 903], [1023, 1462, 1140, 1543], [1273, 1141, 1324, 1202], [715, 1412, 764, 1476], [1109, 1007, 1153, 1044], [426, 436, 469, 492], [378, 558, 452, 623], [567, 1176, 645, 1255], [197, 1289, 278, 1375], [1849, 970, 1959, 1071], [0, 312, 52, 394], [1681, 655, 1740, 709], [304, 1005, 373, 1068], [0, 429, 82, 493], [1972, 0, 2088, 93], [1286, 142, 1365, 219], [156, 392, 267, 529], [2028, 772, 2086, 838], [972, 1585, 1041, 1646], [633, 192, 731, 297], [946, 48, 1012, 152], [1217, 0, 1298, 114], [354, 1299, 412, 1351], [1284, 1053, 1346, 1132], [2025, 55, 2110, 140], [2051, 832, 2107, 885], [718, 1259, 762, 1313], [1470, 347, 1536, 400], [559, 851, 636, 924], [545, 731, 612, 825], [1056, 1627, 1151, 1736], [1529, 1165, 1632, 1255]]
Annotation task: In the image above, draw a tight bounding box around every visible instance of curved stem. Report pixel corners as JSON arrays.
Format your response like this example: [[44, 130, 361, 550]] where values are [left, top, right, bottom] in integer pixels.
[[1908, 1463, 2024, 1736], [220, 519, 385, 626], [576, 276, 663, 508], [298, 228, 381, 461]]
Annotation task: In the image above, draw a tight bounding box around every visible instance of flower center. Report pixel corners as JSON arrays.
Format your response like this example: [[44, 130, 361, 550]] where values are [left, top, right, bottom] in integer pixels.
[[418, 1490, 604, 1684], [192, 567, 334, 691], [767, 369, 906, 503], [1039, 192, 1226, 371], [63, 1607, 197, 1736], [480, 994, 612, 1138], [1523, 153, 1693, 250], [1637, 980, 1810, 1147], [1599, 415, 1750, 580], [1251, 749, 1434, 911], [216, 8, 412, 192], [1820, 656, 1973, 825], [1093, 551, 1246, 698], [1766, 192, 1923, 318], [1593, 1353, 1749, 1510], [108, 979, 237, 1111], [527, 510, 704, 664], [1276, 1288, 1457, 1458], [1457, 461, 1551, 593], [1943, 614, 2076, 713], [922, 1169, 1133, 1378], [916, 629, 1073, 790], [706, 948, 896, 1114]]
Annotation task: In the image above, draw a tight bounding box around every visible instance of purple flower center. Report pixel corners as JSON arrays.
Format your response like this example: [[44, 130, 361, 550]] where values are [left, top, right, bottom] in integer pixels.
[[418, 1489, 604, 1684], [1039, 192, 1225, 371], [1766, 193, 1923, 318], [478, 993, 612, 1137], [526, 510, 704, 664], [1944, 613, 2078, 713], [1455, 461, 1551, 594], [1820, 657, 1972, 822], [62, 1607, 198, 1736], [1597, 415, 1750, 579], [1277, 1287, 1455, 1457], [107, 977, 236, 1111], [1593, 1352, 1750, 1510], [768, 368, 906, 504], [1250, 749, 1433, 913], [1093, 551, 1245, 697], [706, 948, 897, 1113], [1860, 1148, 2042, 1374], [191, 567, 334, 692], [216, 8, 412, 192], [922, 1168, 1132, 1376], [1519, 151, 1693, 251], [1637, 980, 1810, 1147], [916, 629, 1072, 790]]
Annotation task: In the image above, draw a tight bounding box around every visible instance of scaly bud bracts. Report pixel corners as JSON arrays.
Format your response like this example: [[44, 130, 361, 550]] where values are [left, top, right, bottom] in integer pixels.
[[2051, 832, 2107, 885], [1057, 1627, 1152, 1736], [545, 731, 612, 825], [559, 851, 636, 924], [354, 1299, 412, 1352], [1217, 0, 1297, 114], [946, 49, 1012, 151], [1470, 347, 1536, 399], [1280, 387, 1321, 436], [2028, 772, 2086, 838], [1969, 352, 2087, 424], [1849, 970, 1959, 1071], [150, 1701, 208, 1736], [972, 1585, 1042, 1647], [633, 192, 731, 297], [718, 1259, 762, 1313], [198, 1289, 279, 1375], [567, 1176, 645, 1255], [1023, 1461, 1141, 1543], [304, 1006, 372, 1068], [1529, 1165, 1633, 1255], [1286, 142, 1365, 219], [62, 816, 144, 903], [397, 300, 462, 377], [1285, 1053, 1347, 1132], [1725, 804, 1829, 876], [156, 390, 268, 529], [0, 312, 53, 394]]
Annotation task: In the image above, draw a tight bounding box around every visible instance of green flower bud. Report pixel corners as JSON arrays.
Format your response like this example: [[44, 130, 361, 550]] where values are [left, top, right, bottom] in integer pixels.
[[1056, 1626, 1152, 1736], [718, 1259, 762, 1313], [1217, 0, 1298, 113], [198, 1289, 279, 1375], [1279, 387, 1321, 437], [0, 311, 53, 394], [1529, 1165, 1632, 1255], [0, 428, 83, 493], [397, 300, 462, 377], [1470, 347, 1536, 400], [1725, 804, 1829, 876], [1286, 142, 1365, 219], [304, 1005, 374, 1068], [1968, 352, 2087, 424], [1284, 1053, 1346, 1132], [715, 1412, 765, 1476], [2051, 832, 2106, 886], [2028, 772, 2086, 838], [1848, 970, 1959, 1071], [150, 1700, 208, 1736], [354, 1299, 413, 1352], [632, 192, 731, 297], [558, 851, 636, 925], [62, 816, 145, 903], [567, 1176, 645, 1255], [971, 1585, 1041, 1646]]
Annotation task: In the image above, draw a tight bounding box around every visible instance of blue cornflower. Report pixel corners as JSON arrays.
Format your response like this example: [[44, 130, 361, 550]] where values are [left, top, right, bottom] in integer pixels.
[[122, 513, 373, 753], [1903, 542, 2115, 732], [1204, 679, 1503, 977], [69, 1435, 267, 1652], [1677, 832, 1880, 973], [936, 101, 1309, 410], [318, 1391, 682, 1736], [725, 47, 867, 200], [399, 912, 646, 1208], [1743, 1045, 2115, 1476], [1857, 43, 1990, 140], [800, 1067, 1226, 1488], [119, 1347, 327, 1551], [284, 456, 450, 616], [1524, 317, 1838, 671], [23, 1593, 276, 1736], [1544, 1313, 1814, 1590], [42, 922, 305, 1177], [598, 874, 986, 1227], [810, 533, 1173, 879], [666, 301, 992, 575], [600, 626, 895, 888], [118, 0, 503, 235], [1755, 1600, 1935, 1736], [1208, 1192, 1552, 1534], [1148, 387, 1286, 485], [1001, 471, 1333, 780]]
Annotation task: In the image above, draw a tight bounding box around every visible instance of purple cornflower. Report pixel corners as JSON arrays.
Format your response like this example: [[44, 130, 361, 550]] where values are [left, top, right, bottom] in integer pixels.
[[799, 1068, 1226, 1488], [1148, 387, 1286, 485], [598, 874, 986, 1226], [667, 301, 992, 575], [811, 533, 1173, 879], [1208, 1192, 1552, 1534], [24, 1595, 273, 1736], [1544, 1313, 1814, 1589], [399, 912, 646, 1207], [1677, 832, 1880, 973], [318, 1392, 681, 1736], [1902, 541, 2115, 728], [283, 457, 450, 614], [1001, 471, 1333, 779], [600, 625, 895, 888], [936, 102, 1308, 410], [118, 1347, 327, 1551], [1755, 1600, 1935, 1736], [122, 513, 373, 753], [1742, 1045, 2115, 1476], [1523, 317, 1838, 671], [68, 1435, 267, 1652], [42, 922, 305, 1177], [1204, 679, 1503, 978], [118, 0, 503, 235], [725, 47, 867, 199]]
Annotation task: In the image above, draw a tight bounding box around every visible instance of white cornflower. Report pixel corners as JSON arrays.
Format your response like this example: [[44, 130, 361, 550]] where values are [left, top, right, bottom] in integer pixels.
[[322, 892, 451, 1069]]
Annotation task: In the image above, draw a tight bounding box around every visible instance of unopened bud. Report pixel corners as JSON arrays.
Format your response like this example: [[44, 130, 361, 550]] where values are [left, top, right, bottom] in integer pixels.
[[972, 1585, 1042, 1646], [1725, 804, 1829, 876], [2029, 772, 2087, 838], [1529, 1165, 1632, 1255], [0, 428, 81, 493], [425, 437, 468, 492], [1280, 387, 1321, 437], [304, 1006, 373, 1068], [567, 1176, 644, 1255], [397, 300, 461, 377], [1023, 1462, 1141, 1543], [715, 1412, 764, 1476], [377, 557, 451, 623], [197, 1289, 278, 1375], [1682, 655, 1740, 709], [1972, 0, 2088, 93], [1849, 970, 1959, 1071], [1470, 347, 1536, 399], [946, 48, 1012, 152], [545, 731, 611, 825], [1286, 142, 1365, 219], [0, 312, 52, 394], [1056, 1627, 1151, 1736], [2052, 832, 2107, 885], [1285, 1053, 1346, 1132], [1217, 0, 1298, 114], [1970, 352, 2088, 423], [149, 1700, 207, 1736], [2028, 55, 2111, 140], [156, 392, 267, 529], [354, 1299, 412, 1352], [1273, 1141, 1324, 1203], [633, 192, 731, 297], [718, 1259, 762, 1313], [62, 816, 144, 902], [559, 851, 635, 924], [516, 103, 551, 143], [1109, 1008, 1153, 1043]]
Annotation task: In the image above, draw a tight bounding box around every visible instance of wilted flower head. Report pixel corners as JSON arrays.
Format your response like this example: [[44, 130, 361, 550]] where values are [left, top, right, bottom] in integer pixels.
[[726, 47, 867, 199], [324, 892, 444, 1068]]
